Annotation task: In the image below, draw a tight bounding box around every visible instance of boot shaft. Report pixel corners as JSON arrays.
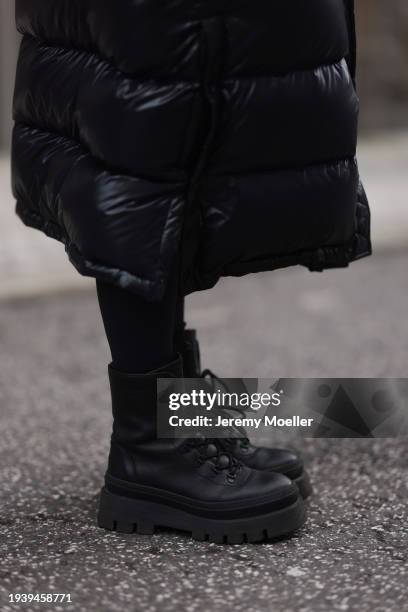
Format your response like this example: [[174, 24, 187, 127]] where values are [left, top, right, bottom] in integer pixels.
[[108, 355, 183, 445]]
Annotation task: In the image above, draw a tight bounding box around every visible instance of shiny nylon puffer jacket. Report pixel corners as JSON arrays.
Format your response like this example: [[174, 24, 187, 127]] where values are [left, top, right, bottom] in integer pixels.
[[12, 1, 371, 300]]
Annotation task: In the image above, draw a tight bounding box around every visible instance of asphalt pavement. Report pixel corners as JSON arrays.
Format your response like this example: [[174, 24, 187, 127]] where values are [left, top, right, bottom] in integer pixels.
[[0, 251, 407, 612]]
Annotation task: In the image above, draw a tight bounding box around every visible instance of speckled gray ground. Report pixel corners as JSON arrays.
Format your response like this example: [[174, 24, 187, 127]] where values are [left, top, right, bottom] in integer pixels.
[[0, 252, 407, 612]]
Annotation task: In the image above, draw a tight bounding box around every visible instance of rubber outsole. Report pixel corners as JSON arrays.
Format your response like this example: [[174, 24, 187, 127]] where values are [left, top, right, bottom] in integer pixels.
[[97, 487, 306, 544], [293, 471, 313, 500]]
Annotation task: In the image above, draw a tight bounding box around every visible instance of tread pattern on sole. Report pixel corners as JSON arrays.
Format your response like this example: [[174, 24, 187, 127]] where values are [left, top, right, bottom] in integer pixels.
[[98, 514, 301, 544], [98, 515, 155, 536], [97, 487, 306, 544]]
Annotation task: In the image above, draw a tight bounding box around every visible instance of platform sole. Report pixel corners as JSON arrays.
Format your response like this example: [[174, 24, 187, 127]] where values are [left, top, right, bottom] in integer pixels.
[[97, 487, 306, 544], [293, 471, 313, 499]]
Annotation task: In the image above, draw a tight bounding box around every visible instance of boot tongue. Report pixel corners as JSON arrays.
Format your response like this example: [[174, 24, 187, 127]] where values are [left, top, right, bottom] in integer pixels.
[[199, 370, 255, 451]]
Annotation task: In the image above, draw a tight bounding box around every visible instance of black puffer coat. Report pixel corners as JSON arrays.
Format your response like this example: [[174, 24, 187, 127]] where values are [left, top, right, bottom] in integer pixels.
[[12, 1, 371, 300]]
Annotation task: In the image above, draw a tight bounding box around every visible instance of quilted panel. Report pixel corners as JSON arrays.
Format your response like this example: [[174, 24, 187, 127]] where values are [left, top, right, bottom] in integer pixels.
[[14, 36, 202, 180], [221, 0, 350, 76], [210, 60, 358, 173], [199, 159, 359, 274], [13, 124, 185, 296], [16, 0, 202, 78]]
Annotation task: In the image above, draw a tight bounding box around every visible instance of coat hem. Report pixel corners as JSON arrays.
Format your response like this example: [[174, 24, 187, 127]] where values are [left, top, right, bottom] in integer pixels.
[[16, 191, 372, 301], [183, 180, 372, 294], [15, 200, 167, 301], [183, 234, 372, 295]]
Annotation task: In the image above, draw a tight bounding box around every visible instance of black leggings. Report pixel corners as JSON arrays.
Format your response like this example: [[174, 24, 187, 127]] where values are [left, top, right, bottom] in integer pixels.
[[96, 271, 185, 373]]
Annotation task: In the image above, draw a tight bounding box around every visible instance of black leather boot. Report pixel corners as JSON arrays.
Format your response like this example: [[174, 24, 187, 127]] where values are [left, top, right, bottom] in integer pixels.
[[176, 329, 312, 499], [98, 355, 305, 543]]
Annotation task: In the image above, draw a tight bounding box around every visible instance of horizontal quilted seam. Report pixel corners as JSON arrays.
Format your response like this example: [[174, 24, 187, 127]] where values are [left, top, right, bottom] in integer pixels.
[[13, 122, 186, 207], [207, 156, 357, 178], [221, 58, 351, 82], [14, 119, 358, 182], [16, 0, 349, 24], [17, 1, 349, 73], [13, 122, 188, 186], [21, 33, 353, 85], [20, 33, 201, 83]]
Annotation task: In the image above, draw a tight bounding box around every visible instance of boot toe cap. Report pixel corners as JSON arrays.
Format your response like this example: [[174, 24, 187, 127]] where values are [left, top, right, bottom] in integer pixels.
[[244, 469, 299, 507], [248, 447, 304, 479]]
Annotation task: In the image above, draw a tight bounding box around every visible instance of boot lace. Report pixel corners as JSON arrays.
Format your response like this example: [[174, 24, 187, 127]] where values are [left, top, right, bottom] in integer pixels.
[[181, 435, 242, 483]]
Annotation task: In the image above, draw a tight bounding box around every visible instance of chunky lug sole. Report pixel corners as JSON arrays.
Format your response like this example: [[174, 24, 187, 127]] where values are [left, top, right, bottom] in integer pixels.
[[293, 471, 313, 499], [98, 487, 305, 544]]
